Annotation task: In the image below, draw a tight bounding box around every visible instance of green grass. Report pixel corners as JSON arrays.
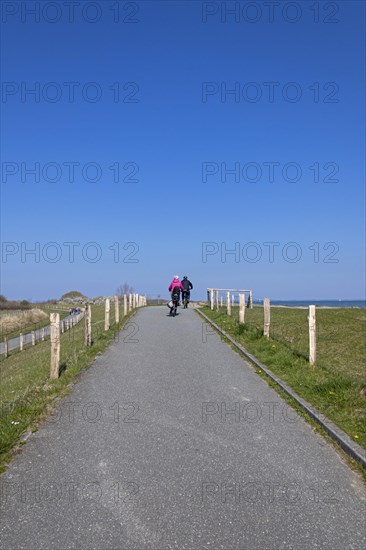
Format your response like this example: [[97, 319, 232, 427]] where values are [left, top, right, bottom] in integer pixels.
[[0, 309, 69, 343], [200, 305, 366, 450], [0, 304, 135, 471]]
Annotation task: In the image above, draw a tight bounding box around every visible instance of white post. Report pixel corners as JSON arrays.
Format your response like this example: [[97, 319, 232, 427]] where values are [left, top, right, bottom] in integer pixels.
[[129, 293, 132, 312], [210, 289, 214, 310], [308, 305, 316, 366], [115, 295, 119, 324], [4, 337, 8, 358], [220, 296, 223, 307], [231, 294, 234, 307], [31, 331, 36, 346], [105, 298, 110, 331], [239, 293, 245, 324], [226, 292, 231, 316], [41, 327, 45, 341], [263, 298, 270, 338], [249, 290, 253, 309], [85, 304, 92, 347], [216, 290, 219, 310], [50, 313, 60, 380], [19, 333, 24, 351], [136, 293, 139, 308], [61, 320, 64, 333], [124, 294, 128, 316]]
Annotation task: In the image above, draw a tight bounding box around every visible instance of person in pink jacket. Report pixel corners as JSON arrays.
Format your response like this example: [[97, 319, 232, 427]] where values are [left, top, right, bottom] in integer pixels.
[[169, 275, 184, 294], [168, 275, 184, 313]]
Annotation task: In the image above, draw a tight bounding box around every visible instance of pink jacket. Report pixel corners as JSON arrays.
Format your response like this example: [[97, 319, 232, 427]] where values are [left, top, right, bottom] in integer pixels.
[[169, 279, 184, 292]]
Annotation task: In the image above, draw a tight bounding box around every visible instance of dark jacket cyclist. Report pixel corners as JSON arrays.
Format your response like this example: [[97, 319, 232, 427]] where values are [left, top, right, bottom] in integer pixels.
[[181, 276, 193, 302]]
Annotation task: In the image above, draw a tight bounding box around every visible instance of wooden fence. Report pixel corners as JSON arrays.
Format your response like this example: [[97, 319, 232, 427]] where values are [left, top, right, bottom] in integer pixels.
[[207, 288, 317, 366], [1, 310, 84, 358]]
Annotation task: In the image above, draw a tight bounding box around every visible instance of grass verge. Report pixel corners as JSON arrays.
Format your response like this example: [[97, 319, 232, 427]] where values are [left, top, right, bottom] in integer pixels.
[[200, 305, 366, 451], [0, 305, 135, 472]]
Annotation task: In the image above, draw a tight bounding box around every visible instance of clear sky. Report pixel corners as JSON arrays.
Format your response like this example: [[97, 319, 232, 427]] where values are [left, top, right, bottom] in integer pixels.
[[1, 0, 365, 301]]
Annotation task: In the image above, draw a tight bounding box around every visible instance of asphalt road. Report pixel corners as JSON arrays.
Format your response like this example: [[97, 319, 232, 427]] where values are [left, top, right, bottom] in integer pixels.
[[0, 312, 83, 355], [0, 306, 365, 550]]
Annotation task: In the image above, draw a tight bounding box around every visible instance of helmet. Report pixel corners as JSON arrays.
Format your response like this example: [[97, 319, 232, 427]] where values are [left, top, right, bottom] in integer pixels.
[[183, 276, 187, 279], [174, 275, 179, 280]]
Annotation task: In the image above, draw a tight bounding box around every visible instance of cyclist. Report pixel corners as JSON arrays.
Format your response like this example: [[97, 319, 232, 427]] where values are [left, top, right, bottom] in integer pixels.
[[181, 276, 193, 306], [168, 275, 184, 314]]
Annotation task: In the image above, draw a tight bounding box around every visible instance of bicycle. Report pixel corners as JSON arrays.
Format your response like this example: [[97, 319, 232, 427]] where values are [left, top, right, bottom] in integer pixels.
[[170, 293, 180, 317], [182, 290, 190, 309]]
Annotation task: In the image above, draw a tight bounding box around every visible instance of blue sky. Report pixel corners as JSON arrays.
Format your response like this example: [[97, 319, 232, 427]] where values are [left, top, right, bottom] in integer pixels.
[[1, 0, 365, 300]]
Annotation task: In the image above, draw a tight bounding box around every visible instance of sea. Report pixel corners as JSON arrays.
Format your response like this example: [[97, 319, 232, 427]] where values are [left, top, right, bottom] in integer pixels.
[[253, 300, 366, 308]]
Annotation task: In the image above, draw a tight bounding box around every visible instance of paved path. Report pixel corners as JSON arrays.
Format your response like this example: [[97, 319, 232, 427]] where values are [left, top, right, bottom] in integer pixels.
[[1, 306, 365, 549], [0, 312, 83, 355]]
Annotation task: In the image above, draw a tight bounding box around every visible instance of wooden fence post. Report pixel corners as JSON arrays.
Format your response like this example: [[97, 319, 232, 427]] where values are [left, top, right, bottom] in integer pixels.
[[249, 290, 253, 309], [4, 337, 8, 358], [308, 305, 316, 366], [85, 304, 92, 346], [231, 294, 234, 307], [263, 298, 270, 338], [124, 294, 127, 316], [210, 289, 214, 310], [220, 296, 223, 307], [129, 293, 132, 312], [226, 292, 231, 316], [41, 327, 45, 341], [115, 295, 119, 324], [136, 293, 139, 308], [19, 333, 24, 351], [216, 290, 219, 310], [105, 299, 110, 331], [50, 313, 60, 380], [31, 331, 36, 346], [239, 293, 245, 324]]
